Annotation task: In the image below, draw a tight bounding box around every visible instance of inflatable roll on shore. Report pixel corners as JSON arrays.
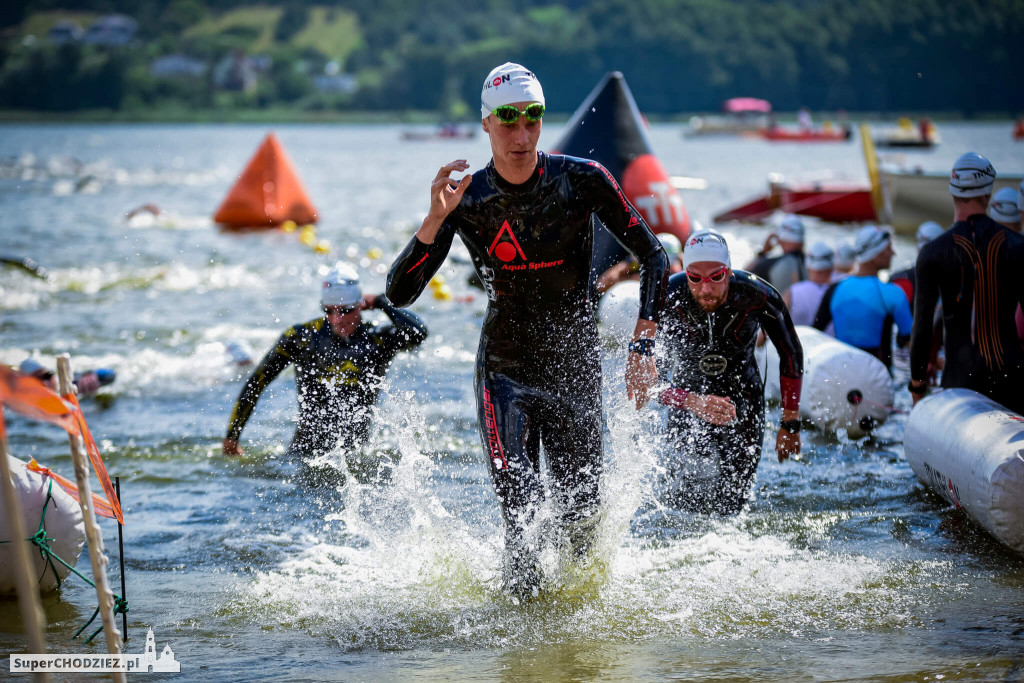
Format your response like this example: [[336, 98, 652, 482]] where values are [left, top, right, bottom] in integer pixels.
[[0, 455, 86, 595], [903, 389, 1024, 553], [765, 325, 893, 438]]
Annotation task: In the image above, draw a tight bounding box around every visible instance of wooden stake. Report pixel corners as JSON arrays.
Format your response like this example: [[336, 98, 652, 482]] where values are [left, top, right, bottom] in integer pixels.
[[0, 419, 50, 682], [56, 355, 125, 683]]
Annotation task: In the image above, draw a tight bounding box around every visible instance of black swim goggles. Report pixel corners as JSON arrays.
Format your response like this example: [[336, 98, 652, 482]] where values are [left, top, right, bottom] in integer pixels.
[[491, 103, 545, 124]]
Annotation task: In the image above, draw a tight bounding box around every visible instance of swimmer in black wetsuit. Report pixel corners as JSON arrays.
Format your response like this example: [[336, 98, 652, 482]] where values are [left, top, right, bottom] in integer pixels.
[[223, 262, 428, 458], [910, 152, 1024, 413], [659, 231, 802, 515], [386, 62, 668, 597]]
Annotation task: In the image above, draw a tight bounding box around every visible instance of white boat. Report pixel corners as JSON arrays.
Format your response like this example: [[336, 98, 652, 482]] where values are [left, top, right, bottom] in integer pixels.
[[879, 168, 1024, 233], [861, 124, 1024, 234]]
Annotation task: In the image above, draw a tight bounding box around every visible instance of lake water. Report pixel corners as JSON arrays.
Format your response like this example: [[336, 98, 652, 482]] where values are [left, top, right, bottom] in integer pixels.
[[1, 121, 1023, 681]]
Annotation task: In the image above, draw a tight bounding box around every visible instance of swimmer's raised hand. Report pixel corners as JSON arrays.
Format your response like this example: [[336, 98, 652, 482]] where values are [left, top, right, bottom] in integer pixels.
[[418, 160, 472, 244]]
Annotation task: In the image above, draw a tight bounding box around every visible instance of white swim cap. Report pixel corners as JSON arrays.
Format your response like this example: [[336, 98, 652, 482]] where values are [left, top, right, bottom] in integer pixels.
[[480, 62, 545, 119], [321, 261, 362, 307], [854, 225, 892, 262], [988, 187, 1020, 224], [777, 214, 805, 243], [949, 152, 995, 198], [682, 229, 731, 269], [916, 221, 944, 249], [658, 233, 683, 261], [834, 242, 856, 269], [805, 241, 834, 271]]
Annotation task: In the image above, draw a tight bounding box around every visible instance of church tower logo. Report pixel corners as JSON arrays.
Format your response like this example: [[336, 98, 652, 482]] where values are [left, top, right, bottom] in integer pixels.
[[127, 628, 181, 673]]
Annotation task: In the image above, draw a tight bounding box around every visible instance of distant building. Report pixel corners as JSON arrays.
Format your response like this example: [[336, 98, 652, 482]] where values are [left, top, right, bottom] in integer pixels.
[[83, 14, 137, 46], [47, 21, 83, 44], [314, 74, 359, 94], [213, 50, 257, 92], [248, 55, 273, 73], [150, 54, 208, 79]]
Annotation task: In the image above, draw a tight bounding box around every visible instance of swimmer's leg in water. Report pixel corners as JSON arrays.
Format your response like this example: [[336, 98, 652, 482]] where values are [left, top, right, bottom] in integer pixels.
[[540, 395, 603, 560], [476, 374, 545, 598]]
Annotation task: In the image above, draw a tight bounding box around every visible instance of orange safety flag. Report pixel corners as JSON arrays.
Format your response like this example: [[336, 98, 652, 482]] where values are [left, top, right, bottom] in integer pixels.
[[0, 365, 124, 524], [61, 392, 124, 526], [26, 458, 117, 520], [213, 132, 318, 228], [0, 365, 78, 434]]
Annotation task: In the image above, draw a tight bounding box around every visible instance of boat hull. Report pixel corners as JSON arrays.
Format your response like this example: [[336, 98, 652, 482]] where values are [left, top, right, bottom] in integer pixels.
[[881, 171, 1024, 233]]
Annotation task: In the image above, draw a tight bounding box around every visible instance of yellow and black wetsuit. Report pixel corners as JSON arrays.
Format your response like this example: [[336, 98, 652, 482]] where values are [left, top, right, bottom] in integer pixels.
[[911, 214, 1024, 413], [226, 300, 427, 456], [387, 152, 667, 591]]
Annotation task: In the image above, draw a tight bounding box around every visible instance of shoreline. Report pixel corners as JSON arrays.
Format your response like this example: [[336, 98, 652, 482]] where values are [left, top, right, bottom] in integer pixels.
[[0, 109, 1018, 125]]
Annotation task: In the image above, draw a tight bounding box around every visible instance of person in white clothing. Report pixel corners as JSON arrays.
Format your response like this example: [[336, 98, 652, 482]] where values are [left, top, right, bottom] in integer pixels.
[[783, 241, 834, 326]]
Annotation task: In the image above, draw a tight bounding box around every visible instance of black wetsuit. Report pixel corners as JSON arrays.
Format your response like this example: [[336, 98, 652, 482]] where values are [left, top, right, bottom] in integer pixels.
[[911, 214, 1024, 413], [387, 152, 667, 588], [659, 270, 802, 515], [226, 301, 428, 456]]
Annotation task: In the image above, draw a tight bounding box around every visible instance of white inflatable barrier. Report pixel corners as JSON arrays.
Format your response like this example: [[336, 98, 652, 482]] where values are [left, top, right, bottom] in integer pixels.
[[903, 389, 1024, 553], [598, 281, 641, 345], [0, 456, 86, 595], [765, 325, 893, 438]]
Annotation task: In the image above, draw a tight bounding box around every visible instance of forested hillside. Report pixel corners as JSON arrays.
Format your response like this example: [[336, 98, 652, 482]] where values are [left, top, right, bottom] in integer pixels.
[[1, 0, 1021, 116]]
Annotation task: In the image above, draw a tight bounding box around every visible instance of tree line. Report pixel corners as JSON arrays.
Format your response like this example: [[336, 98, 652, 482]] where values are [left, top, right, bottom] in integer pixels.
[[1, 0, 1021, 116]]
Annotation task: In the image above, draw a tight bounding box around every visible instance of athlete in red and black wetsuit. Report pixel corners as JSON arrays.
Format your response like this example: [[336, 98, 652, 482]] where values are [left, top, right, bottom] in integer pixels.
[[658, 231, 802, 515], [387, 62, 667, 597]]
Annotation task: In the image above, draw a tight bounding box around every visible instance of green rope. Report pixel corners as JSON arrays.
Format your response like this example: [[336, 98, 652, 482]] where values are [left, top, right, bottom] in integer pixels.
[[10, 478, 129, 643]]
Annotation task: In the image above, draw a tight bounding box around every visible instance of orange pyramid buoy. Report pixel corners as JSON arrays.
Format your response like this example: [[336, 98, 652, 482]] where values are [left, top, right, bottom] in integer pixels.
[[213, 133, 318, 228]]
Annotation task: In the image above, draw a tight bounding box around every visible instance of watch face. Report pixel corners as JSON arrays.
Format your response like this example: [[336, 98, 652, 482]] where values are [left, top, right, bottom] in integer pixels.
[[698, 353, 728, 376]]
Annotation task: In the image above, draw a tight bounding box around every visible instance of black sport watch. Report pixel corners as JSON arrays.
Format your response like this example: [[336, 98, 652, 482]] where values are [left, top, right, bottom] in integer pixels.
[[780, 419, 801, 433]]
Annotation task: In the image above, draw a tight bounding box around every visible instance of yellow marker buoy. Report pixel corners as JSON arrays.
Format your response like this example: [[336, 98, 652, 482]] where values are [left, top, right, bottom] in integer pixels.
[[433, 284, 453, 301], [429, 274, 446, 289], [367, 247, 383, 260], [281, 220, 298, 233], [314, 240, 332, 255], [299, 225, 316, 246]]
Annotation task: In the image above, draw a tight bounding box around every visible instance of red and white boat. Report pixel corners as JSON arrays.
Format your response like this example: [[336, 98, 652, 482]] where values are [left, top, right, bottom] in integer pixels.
[[714, 124, 1023, 234], [758, 125, 853, 142]]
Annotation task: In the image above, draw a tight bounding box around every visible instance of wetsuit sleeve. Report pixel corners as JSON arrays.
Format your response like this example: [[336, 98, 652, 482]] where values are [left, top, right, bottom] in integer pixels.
[[225, 331, 295, 441], [386, 221, 459, 307], [759, 283, 804, 411], [812, 282, 838, 332], [375, 296, 429, 350], [584, 162, 668, 322], [910, 245, 940, 382]]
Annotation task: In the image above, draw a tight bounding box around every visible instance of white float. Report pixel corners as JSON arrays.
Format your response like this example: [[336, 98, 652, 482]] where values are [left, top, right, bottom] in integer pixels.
[[0, 455, 86, 595], [765, 325, 894, 438], [903, 388, 1024, 553], [598, 280, 641, 345]]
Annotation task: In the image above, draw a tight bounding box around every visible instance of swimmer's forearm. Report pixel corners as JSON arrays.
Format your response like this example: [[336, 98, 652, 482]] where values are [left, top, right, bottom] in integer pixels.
[[414, 216, 444, 245]]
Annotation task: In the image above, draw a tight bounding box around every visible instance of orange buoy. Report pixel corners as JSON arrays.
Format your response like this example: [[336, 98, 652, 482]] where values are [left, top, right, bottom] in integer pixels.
[[213, 133, 318, 228]]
